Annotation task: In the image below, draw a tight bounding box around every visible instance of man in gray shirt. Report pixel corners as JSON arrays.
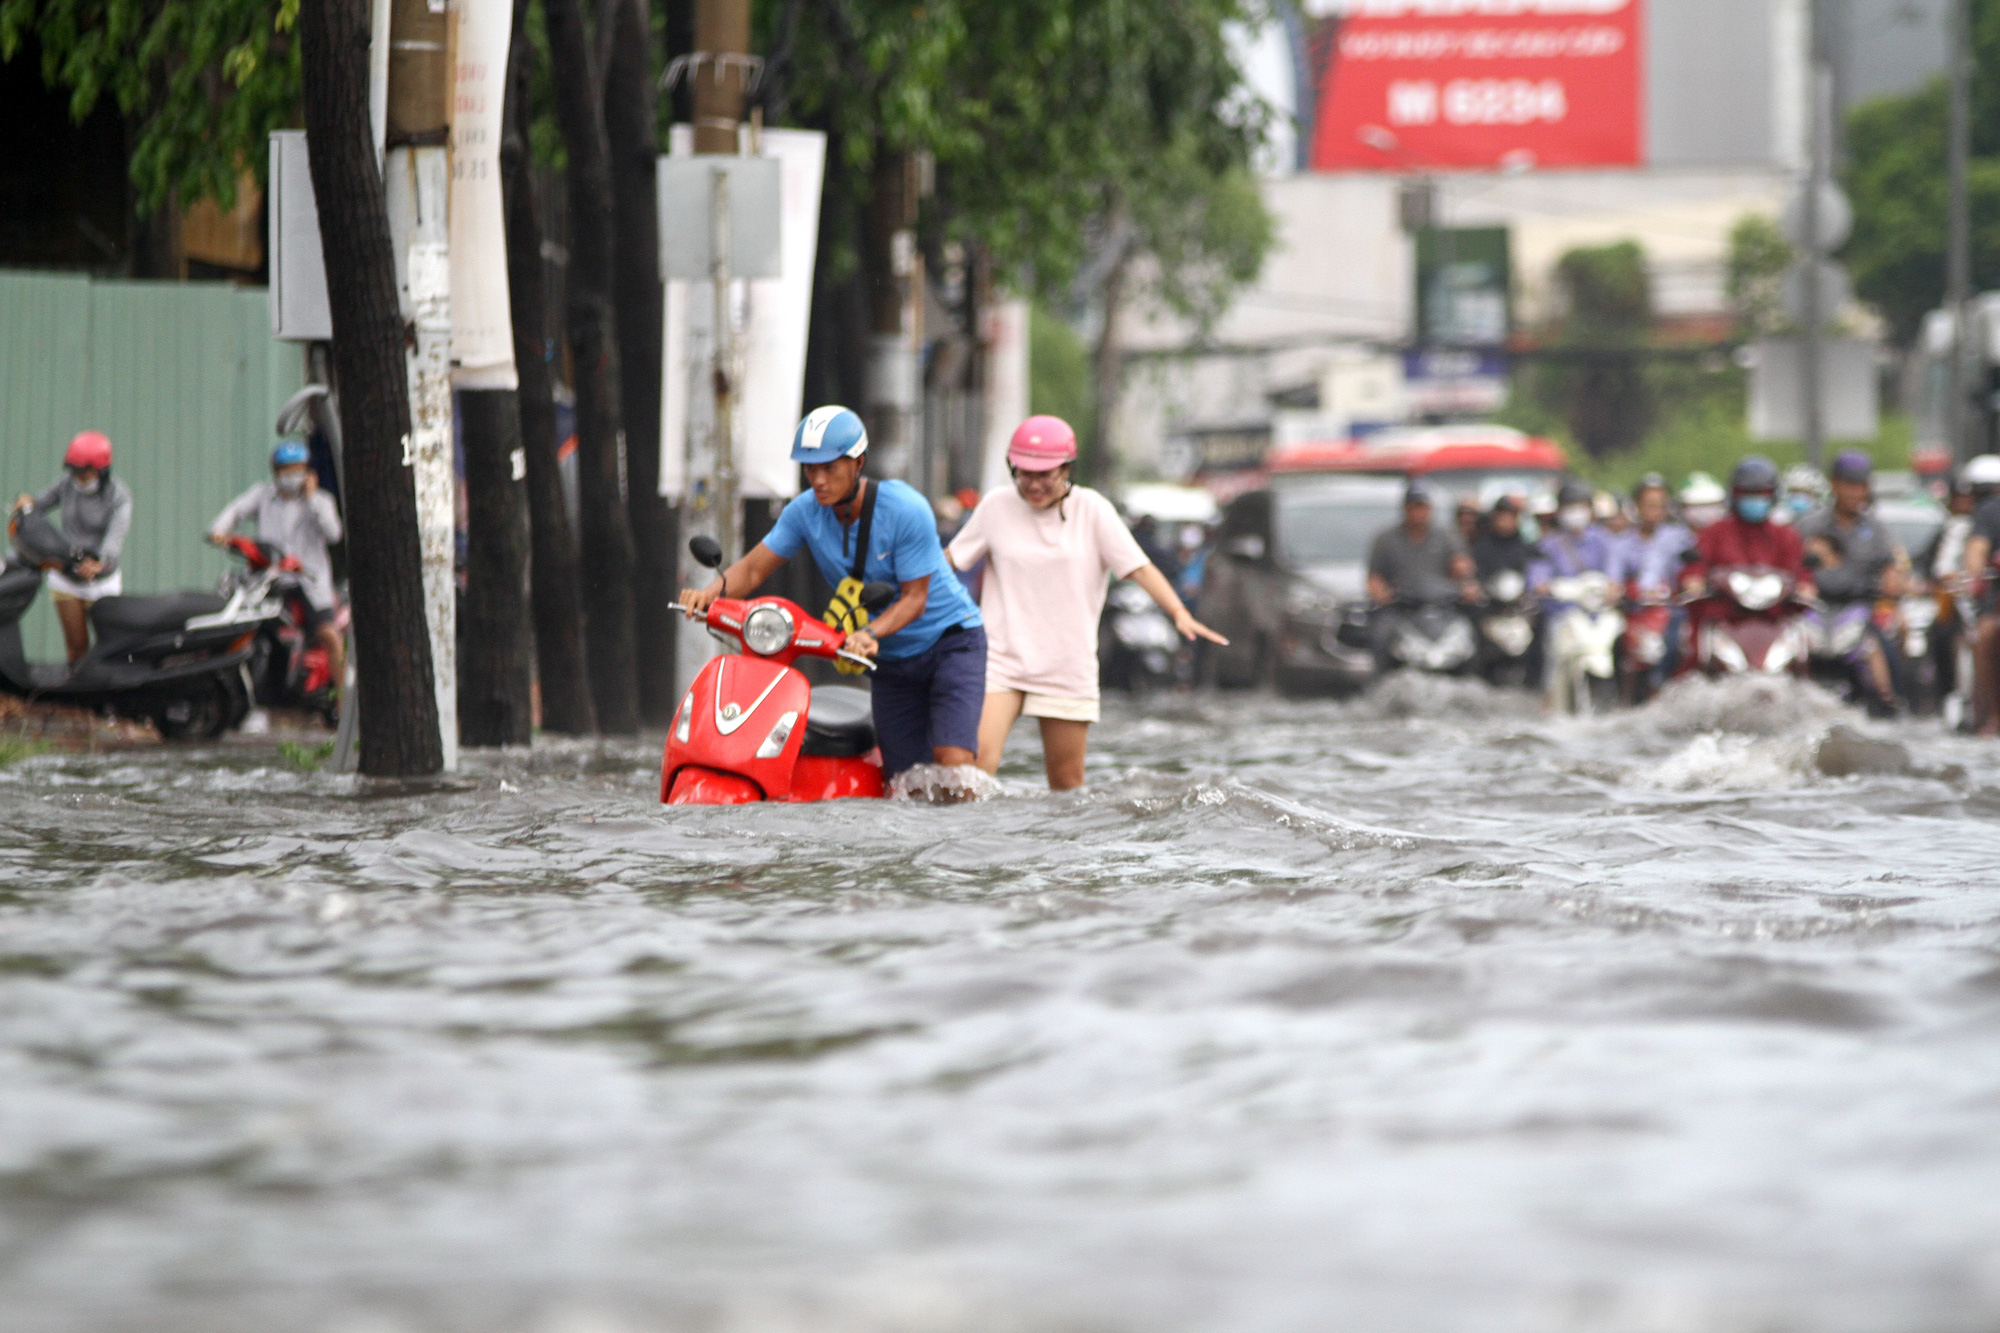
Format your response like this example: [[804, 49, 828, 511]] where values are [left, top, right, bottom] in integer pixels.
[[11, 430, 135, 662], [1367, 484, 1475, 605], [1797, 450, 1906, 708], [208, 439, 346, 694], [1796, 451, 1907, 604]]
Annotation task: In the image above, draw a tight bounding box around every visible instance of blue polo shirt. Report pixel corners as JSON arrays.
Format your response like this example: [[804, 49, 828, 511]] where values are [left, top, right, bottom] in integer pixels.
[[762, 478, 983, 661]]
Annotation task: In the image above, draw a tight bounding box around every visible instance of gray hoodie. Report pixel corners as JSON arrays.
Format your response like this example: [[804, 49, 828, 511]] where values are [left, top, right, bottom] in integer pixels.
[[33, 472, 135, 575], [208, 481, 344, 610]]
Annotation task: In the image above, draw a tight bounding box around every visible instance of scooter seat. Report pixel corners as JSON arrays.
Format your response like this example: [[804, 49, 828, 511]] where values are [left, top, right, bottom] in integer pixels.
[[801, 686, 876, 758], [89, 593, 229, 644]]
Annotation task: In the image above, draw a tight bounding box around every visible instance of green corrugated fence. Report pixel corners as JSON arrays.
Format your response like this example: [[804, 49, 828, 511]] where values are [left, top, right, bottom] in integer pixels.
[[0, 270, 302, 662]]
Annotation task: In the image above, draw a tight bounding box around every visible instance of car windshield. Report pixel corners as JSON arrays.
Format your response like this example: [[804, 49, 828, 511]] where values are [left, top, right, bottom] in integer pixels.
[[1880, 510, 1941, 556], [1420, 468, 1563, 508], [1275, 496, 1401, 565]]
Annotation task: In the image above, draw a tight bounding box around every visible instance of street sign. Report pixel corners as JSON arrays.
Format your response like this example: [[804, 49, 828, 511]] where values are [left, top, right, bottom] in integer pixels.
[[1781, 181, 1853, 253], [1780, 261, 1852, 328], [657, 156, 782, 281], [1747, 338, 1879, 442]]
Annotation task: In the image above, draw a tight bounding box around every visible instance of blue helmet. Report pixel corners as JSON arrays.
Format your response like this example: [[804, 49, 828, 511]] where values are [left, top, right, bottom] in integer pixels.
[[790, 406, 868, 465], [272, 438, 310, 468]]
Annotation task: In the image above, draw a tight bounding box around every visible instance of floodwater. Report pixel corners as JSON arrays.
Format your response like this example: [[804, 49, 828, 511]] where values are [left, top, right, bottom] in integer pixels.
[[3, 677, 2000, 1333]]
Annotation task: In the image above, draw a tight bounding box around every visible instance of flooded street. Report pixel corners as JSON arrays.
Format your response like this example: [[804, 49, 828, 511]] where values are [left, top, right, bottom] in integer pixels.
[[4, 677, 2000, 1333]]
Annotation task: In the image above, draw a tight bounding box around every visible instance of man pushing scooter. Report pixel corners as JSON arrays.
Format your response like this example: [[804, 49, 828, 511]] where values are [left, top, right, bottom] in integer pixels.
[[678, 407, 987, 781]]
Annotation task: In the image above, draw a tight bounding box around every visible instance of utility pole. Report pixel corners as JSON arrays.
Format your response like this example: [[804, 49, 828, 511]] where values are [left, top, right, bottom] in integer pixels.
[[866, 152, 923, 483], [385, 0, 459, 769], [691, 0, 749, 560], [299, 0, 443, 777], [1947, 0, 1973, 463], [1802, 61, 1831, 470]]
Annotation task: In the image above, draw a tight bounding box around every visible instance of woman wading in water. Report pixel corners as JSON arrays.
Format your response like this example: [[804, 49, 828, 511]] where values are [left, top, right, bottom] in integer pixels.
[[947, 416, 1227, 790]]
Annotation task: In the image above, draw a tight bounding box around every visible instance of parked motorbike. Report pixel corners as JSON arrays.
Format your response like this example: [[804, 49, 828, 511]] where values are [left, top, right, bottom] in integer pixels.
[[218, 536, 343, 726], [662, 536, 899, 805], [0, 506, 278, 739], [1474, 570, 1536, 688], [1375, 599, 1478, 675], [1686, 565, 1811, 678], [1100, 579, 1179, 696]]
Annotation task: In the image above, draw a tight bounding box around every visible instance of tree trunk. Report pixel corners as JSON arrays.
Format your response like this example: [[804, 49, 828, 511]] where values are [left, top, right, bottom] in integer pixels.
[[1087, 243, 1131, 490], [603, 0, 675, 725], [458, 390, 535, 745], [297, 0, 443, 777], [502, 0, 595, 735], [543, 0, 640, 733]]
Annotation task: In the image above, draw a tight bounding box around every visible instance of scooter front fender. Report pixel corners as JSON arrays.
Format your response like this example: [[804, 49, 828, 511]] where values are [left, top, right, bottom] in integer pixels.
[[667, 765, 764, 805]]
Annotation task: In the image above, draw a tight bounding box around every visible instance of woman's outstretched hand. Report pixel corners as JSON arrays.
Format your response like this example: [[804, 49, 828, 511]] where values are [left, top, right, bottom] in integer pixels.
[[1173, 609, 1228, 646]]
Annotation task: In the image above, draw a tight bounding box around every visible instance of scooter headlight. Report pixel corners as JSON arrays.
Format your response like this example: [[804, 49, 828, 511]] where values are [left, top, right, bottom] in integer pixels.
[[674, 695, 692, 742], [742, 604, 795, 656], [1483, 615, 1533, 657]]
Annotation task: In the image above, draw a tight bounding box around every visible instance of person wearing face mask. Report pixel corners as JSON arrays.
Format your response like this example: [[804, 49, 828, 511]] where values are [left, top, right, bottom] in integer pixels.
[[207, 439, 346, 697], [1682, 455, 1813, 595], [1527, 478, 1617, 594], [10, 431, 136, 663]]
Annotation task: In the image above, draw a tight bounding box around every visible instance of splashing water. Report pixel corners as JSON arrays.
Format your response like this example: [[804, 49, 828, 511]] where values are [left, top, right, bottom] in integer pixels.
[[887, 762, 1007, 803]]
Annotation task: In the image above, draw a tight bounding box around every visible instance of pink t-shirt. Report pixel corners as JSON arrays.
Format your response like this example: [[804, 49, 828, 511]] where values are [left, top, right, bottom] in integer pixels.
[[948, 485, 1150, 699]]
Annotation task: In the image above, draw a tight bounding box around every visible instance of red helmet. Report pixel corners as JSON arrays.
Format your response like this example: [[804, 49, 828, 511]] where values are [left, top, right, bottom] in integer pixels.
[[64, 431, 112, 471]]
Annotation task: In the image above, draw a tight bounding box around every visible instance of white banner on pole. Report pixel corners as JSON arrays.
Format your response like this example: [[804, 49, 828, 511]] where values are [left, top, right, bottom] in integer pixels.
[[448, 0, 516, 389], [979, 298, 1031, 494], [660, 126, 826, 502]]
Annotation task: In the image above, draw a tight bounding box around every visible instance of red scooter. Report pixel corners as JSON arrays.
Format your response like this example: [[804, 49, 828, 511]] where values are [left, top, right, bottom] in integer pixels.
[[1683, 564, 1812, 678], [221, 536, 344, 725], [662, 536, 898, 805]]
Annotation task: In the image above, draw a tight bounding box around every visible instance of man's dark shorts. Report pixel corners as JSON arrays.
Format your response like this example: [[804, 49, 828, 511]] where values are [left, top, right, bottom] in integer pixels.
[[870, 624, 987, 779], [301, 604, 335, 635]]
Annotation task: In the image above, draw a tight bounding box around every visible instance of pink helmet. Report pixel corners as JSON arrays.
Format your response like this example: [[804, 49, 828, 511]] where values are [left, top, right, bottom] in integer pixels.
[[64, 431, 112, 471], [1007, 415, 1077, 470]]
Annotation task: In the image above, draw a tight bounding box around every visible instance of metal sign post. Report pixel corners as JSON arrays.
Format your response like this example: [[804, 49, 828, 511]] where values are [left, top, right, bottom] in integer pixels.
[[709, 166, 738, 565]]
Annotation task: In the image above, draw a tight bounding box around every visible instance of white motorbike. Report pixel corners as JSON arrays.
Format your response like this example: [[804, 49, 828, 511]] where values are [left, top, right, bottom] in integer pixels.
[[1544, 571, 1625, 715]]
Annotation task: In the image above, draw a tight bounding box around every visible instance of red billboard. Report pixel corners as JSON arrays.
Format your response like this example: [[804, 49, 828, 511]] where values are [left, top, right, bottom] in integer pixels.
[[1310, 0, 1645, 172]]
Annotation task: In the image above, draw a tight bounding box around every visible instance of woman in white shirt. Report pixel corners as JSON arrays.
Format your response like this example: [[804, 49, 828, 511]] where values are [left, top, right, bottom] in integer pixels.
[[947, 417, 1226, 789]]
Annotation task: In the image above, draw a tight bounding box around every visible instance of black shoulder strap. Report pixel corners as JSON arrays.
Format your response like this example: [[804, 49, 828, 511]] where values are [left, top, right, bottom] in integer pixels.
[[848, 479, 879, 583]]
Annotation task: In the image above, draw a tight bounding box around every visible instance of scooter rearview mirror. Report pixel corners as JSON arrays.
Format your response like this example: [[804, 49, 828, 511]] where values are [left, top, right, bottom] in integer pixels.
[[689, 535, 723, 569], [858, 581, 898, 614]]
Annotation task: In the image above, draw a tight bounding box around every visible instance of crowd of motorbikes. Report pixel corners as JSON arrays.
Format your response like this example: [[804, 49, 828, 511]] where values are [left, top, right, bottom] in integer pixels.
[[1102, 462, 1983, 724]]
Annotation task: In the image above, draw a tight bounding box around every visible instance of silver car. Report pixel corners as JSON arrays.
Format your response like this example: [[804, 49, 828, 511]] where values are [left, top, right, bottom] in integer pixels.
[[1199, 477, 1405, 696]]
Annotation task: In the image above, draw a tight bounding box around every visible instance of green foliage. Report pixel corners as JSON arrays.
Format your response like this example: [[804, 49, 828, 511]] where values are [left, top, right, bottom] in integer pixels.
[[0, 733, 48, 768], [1029, 302, 1094, 446], [1553, 240, 1650, 341], [1726, 213, 1793, 337], [1842, 0, 2000, 345], [278, 737, 335, 772], [1562, 360, 1913, 494], [780, 0, 1274, 317], [1530, 241, 1653, 458], [0, 0, 302, 215]]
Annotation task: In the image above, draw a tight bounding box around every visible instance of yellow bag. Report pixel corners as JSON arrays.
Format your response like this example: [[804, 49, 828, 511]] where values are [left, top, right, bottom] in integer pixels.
[[825, 577, 872, 675], [824, 480, 880, 675]]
